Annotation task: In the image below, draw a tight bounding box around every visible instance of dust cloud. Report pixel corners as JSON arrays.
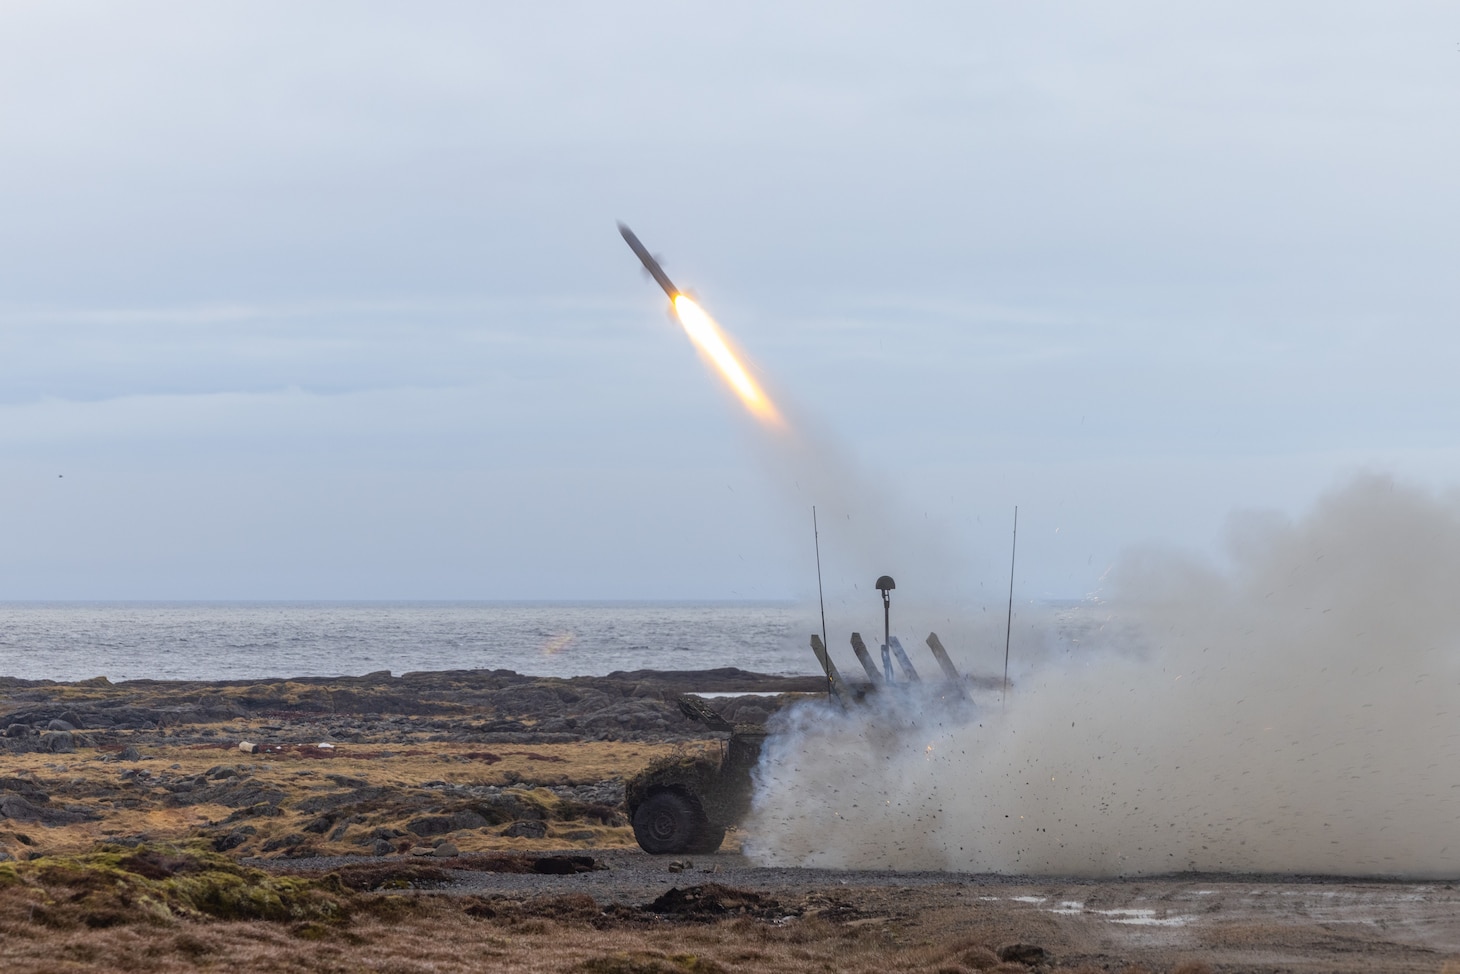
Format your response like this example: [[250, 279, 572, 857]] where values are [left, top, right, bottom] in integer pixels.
[[745, 405, 969, 618], [746, 474, 1460, 877]]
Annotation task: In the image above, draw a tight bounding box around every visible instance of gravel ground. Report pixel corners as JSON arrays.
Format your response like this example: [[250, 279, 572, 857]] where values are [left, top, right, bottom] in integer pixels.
[[267, 847, 1025, 904], [269, 849, 1460, 971]]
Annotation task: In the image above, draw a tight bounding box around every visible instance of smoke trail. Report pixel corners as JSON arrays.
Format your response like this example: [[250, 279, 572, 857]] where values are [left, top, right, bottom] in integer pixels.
[[665, 290, 967, 611], [747, 474, 1460, 877]]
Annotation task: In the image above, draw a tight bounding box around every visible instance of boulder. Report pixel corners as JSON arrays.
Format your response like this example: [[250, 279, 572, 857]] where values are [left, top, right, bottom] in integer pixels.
[[501, 820, 547, 839], [405, 815, 454, 837], [212, 829, 252, 852], [0, 794, 42, 822], [40, 731, 74, 753], [0, 793, 95, 826], [448, 809, 488, 830]]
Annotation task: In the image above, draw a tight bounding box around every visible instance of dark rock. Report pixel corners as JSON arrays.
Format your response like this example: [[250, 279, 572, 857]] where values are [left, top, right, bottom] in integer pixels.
[[212, 829, 253, 852], [0, 793, 96, 826], [293, 785, 395, 816], [449, 809, 488, 830], [47, 719, 77, 732], [644, 882, 776, 917], [40, 731, 74, 753], [0, 777, 49, 801], [373, 839, 393, 856], [0, 794, 42, 822], [220, 803, 285, 823], [58, 711, 84, 729], [302, 816, 334, 834], [4, 724, 32, 739], [169, 780, 285, 809], [501, 820, 547, 839], [406, 815, 454, 837], [997, 944, 1047, 965], [261, 832, 307, 852], [533, 855, 597, 875], [117, 746, 142, 762]]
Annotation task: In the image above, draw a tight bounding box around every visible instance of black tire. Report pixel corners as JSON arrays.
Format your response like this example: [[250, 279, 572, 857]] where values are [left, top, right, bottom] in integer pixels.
[[688, 825, 726, 855], [631, 791, 707, 855]]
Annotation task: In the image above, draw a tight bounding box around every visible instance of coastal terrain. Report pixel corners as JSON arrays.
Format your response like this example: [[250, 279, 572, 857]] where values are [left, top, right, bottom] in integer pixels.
[[2, 668, 1457, 973]]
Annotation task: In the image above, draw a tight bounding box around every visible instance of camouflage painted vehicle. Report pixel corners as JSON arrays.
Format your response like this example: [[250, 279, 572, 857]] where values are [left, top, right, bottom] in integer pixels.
[[624, 696, 767, 855], [625, 628, 972, 854]]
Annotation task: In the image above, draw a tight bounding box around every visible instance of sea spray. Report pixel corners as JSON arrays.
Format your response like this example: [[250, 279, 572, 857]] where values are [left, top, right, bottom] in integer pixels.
[[747, 475, 1460, 877]]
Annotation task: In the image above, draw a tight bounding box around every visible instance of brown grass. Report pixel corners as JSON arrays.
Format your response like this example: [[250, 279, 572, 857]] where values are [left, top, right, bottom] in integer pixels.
[[0, 910, 999, 974], [1, 845, 1257, 974], [1, 738, 695, 860]]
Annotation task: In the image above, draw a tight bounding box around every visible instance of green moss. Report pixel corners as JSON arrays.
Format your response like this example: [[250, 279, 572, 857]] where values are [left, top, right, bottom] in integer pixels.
[[4, 842, 351, 927]]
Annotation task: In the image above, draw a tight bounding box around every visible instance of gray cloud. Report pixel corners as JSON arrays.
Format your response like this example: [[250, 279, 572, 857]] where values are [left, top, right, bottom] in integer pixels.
[[0, 2, 1456, 597]]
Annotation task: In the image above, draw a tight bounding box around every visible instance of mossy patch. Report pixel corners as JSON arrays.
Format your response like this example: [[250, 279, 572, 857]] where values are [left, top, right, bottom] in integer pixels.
[[0, 842, 350, 928]]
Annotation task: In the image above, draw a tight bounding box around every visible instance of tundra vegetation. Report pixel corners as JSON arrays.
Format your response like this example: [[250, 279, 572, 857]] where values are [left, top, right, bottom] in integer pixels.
[[0, 670, 1441, 973]]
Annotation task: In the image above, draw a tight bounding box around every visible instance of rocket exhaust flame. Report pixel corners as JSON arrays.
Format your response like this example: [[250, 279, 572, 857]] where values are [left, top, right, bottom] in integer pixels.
[[618, 222, 783, 428], [671, 295, 783, 427]]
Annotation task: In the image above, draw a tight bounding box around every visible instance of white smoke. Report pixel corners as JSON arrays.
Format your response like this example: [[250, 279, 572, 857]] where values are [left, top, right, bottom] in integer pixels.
[[746, 474, 1460, 877]]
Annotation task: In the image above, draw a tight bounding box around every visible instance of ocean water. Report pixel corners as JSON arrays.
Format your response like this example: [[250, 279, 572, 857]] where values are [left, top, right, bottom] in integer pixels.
[[0, 602, 819, 684]]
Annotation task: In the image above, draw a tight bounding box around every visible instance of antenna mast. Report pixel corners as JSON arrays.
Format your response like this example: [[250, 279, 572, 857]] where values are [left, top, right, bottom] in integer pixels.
[[1002, 506, 1019, 710], [813, 506, 830, 697]]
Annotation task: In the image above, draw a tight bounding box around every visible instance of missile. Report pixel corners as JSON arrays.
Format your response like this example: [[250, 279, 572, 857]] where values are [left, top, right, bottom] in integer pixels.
[[617, 222, 680, 299]]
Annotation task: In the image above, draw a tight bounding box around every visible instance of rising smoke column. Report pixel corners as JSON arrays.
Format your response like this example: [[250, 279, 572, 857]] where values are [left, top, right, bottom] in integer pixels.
[[748, 475, 1460, 877], [667, 291, 965, 605]]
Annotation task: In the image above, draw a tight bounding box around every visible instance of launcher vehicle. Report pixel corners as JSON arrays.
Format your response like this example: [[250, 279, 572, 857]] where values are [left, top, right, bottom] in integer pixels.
[[624, 630, 971, 855]]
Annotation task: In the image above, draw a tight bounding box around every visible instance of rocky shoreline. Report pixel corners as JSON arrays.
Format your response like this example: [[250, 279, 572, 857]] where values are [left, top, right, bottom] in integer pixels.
[[1, 666, 822, 750]]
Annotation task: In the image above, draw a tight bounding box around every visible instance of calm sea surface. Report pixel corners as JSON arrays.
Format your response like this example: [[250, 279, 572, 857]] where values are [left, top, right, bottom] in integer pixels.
[[0, 602, 820, 683]]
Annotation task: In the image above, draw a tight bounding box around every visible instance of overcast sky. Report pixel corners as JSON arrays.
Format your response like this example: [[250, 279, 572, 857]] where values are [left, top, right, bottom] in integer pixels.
[[1, 2, 1456, 603]]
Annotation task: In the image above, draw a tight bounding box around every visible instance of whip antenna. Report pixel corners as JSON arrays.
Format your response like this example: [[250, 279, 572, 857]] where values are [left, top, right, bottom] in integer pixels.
[[1002, 506, 1019, 711], [813, 506, 830, 696]]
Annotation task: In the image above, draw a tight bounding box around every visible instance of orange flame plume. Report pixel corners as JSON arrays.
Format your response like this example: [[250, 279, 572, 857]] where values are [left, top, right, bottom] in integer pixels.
[[672, 295, 783, 428]]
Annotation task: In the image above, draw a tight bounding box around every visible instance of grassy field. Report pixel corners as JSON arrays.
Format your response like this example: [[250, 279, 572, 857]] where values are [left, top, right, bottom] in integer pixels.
[[1, 735, 724, 860]]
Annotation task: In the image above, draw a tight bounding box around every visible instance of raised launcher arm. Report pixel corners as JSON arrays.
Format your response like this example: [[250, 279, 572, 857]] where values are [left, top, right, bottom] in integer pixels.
[[812, 630, 971, 702], [925, 632, 970, 701], [886, 636, 921, 681], [676, 694, 734, 732]]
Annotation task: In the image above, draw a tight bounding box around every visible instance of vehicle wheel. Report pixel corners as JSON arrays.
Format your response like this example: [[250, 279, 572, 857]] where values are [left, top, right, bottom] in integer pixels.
[[632, 791, 707, 854], [688, 825, 726, 854]]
